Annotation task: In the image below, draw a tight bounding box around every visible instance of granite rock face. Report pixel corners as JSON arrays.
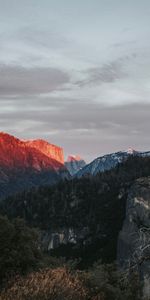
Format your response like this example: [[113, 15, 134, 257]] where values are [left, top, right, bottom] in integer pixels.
[[0, 132, 68, 198], [65, 155, 86, 176], [39, 226, 90, 252], [117, 177, 150, 299], [25, 139, 64, 164], [0, 132, 65, 171]]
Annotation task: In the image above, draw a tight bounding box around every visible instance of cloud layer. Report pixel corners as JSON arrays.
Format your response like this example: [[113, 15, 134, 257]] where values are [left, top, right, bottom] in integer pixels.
[[0, 0, 150, 161]]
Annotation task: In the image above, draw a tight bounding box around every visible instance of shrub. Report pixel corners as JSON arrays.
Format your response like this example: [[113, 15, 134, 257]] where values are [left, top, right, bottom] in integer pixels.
[[0, 215, 40, 284], [0, 268, 89, 300]]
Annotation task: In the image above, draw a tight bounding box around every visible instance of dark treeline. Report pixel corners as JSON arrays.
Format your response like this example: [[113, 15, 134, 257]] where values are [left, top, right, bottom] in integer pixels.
[[0, 156, 149, 299], [0, 156, 150, 268]]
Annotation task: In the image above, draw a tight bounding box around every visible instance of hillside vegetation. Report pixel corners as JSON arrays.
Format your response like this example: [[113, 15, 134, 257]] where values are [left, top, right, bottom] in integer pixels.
[[0, 156, 149, 299], [0, 156, 150, 268]]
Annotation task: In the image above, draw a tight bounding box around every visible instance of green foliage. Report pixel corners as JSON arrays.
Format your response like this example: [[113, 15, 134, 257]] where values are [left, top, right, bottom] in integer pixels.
[[84, 262, 141, 300], [0, 215, 40, 284], [0, 156, 148, 298], [0, 156, 150, 267]]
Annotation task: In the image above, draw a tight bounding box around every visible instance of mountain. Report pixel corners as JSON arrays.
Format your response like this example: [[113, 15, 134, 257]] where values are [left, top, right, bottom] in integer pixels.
[[0, 132, 69, 198], [0, 150, 150, 299], [65, 155, 86, 176], [1, 155, 150, 269], [76, 148, 150, 178], [25, 139, 64, 164]]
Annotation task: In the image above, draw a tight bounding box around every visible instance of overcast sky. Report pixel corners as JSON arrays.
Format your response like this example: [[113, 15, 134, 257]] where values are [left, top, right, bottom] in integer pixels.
[[0, 0, 150, 161]]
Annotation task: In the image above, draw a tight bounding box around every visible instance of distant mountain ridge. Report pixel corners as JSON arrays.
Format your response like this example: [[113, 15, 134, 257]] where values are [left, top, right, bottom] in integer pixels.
[[25, 139, 64, 164], [65, 155, 86, 176], [0, 132, 64, 171], [0, 132, 69, 198], [0, 131, 150, 198], [76, 149, 150, 178]]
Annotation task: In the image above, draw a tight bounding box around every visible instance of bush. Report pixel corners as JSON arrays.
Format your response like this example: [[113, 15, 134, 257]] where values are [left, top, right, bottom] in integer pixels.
[[0, 215, 40, 284], [0, 268, 89, 300], [0, 263, 141, 300]]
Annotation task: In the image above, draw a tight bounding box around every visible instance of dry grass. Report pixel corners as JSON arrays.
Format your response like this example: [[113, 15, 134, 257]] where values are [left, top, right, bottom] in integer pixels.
[[0, 267, 90, 300], [0, 265, 139, 300]]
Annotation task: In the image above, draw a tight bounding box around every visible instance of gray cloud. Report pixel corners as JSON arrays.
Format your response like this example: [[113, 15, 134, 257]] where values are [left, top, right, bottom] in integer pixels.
[[17, 27, 70, 50], [0, 97, 149, 161], [75, 55, 136, 87], [0, 0, 150, 161], [0, 64, 70, 96], [112, 40, 137, 48]]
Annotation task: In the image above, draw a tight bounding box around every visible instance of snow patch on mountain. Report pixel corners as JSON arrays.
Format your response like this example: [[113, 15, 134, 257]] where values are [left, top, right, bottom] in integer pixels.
[[76, 150, 150, 178]]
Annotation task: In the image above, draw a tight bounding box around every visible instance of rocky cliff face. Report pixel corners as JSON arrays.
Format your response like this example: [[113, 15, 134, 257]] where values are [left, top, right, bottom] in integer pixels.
[[65, 155, 86, 176], [25, 139, 64, 164], [0, 132, 64, 171], [117, 177, 150, 299], [39, 227, 88, 251], [0, 132, 68, 198]]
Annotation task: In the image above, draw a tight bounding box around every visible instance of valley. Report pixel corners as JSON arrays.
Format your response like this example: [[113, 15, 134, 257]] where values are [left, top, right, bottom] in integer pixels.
[[0, 132, 149, 299]]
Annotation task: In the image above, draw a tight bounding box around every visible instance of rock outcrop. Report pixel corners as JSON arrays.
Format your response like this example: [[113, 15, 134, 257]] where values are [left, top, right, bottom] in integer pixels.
[[65, 155, 86, 176], [0, 132, 64, 171], [0, 132, 68, 198], [25, 139, 64, 164], [117, 177, 150, 299]]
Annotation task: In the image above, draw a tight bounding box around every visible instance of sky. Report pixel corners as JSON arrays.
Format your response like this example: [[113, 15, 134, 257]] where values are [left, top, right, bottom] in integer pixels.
[[0, 0, 150, 162]]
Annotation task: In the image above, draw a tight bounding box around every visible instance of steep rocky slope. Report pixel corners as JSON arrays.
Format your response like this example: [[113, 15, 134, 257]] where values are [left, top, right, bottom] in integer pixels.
[[25, 139, 64, 164], [0, 132, 69, 198], [76, 149, 150, 178], [65, 155, 86, 176], [117, 177, 150, 299], [0, 132, 64, 171]]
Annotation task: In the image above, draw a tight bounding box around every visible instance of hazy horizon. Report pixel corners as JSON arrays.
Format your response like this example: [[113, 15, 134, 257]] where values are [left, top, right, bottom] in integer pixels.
[[0, 0, 150, 161]]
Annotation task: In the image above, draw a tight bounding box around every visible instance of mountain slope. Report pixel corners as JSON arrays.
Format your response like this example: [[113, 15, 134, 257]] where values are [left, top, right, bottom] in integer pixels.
[[65, 155, 86, 176], [76, 149, 150, 178], [0, 132, 69, 198], [25, 139, 64, 164], [1, 155, 150, 268]]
